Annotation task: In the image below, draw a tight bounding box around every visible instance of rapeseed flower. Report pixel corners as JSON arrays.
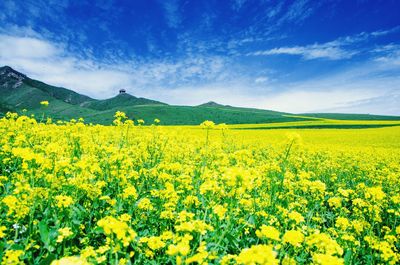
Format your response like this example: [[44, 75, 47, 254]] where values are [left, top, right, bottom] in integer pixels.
[[57, 227, 73, 243], [51, 256, 89, 265], [256, 225, 280, 241], [0, 114, 399, 263], [236, 244, 278, 265], [282, 230, 304, 247]]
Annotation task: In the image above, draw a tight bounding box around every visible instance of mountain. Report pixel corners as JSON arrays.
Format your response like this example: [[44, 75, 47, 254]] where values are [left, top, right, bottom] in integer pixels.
[[81, 92, 166, 110], [0, 66, 93, 108], [198, 101, 229, 107], [1, 66, 399, 125]]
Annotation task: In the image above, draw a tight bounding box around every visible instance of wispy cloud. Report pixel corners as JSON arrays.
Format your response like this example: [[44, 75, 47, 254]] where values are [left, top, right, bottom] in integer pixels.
[[1, 25, 399, 115], [250, 44, 355, 60], [370, 25, 400, 36], [279, 0, 314, 24], [0, 28, 233, 99], [161, 0, 181, 29], [248, 27, 400, 60], [254, 77, 269, 84], [373, 44, 400, 66], [252, 52, 400, 114]]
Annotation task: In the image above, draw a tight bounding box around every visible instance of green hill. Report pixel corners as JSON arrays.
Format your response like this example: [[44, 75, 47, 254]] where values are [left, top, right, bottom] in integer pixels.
[[1, 66, 399, 125], [81, 93, 166, 110], [0, 66, 309, 125], [82, 105, 306, 125]]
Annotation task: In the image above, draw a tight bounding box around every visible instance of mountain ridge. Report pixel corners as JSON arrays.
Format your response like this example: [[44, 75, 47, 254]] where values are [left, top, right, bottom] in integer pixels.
[[1, 66, 399, 124]]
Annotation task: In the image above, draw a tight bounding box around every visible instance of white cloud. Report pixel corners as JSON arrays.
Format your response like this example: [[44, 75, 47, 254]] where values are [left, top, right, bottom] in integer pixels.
[[0, 33, 134, 98], [1, 29, 399, 115], [249, 42, 356, 60], [0, 35, 59, 59], [280, 0, 314, 23], [142, 50, 400, 115], [0, 31, 231, 99], [254, 77, 269, 83], [248, 26, 400, 61], [373, 44, 400, 66], [370, 25, 400, 37]]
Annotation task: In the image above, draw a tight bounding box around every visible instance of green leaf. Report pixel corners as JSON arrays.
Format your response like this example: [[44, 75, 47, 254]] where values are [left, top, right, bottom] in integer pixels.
[[38, 253, 57, 265], [344, 249, 353, 264], [39, 221, 50, 246]]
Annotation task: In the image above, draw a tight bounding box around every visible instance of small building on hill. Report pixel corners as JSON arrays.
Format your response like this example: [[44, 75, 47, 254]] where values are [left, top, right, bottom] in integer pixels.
[[119, 89, 126, 94]]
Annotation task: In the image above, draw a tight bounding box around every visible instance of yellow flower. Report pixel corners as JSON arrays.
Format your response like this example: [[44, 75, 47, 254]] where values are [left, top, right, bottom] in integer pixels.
[[166, 234, 193, 257], [306, 232, 343, 256], [55, 195, 74, 208], [119, 214, 132, 222], [40, 101, 49, 106], [396, 225, 400, 235], [256, 225, 280, 241], [97, 216, 137, 247], [365, 186, 386, 202], [236, 244, 278, 265], [313, 253, 344, 265], [51, 256, 90, 265], [114, 111, 127, 119], [185, 242, 209, 264], [0, 226, 6, 238], [200, 120, 215, 128], [57, 227, 73, 243], [119, 258, 128, 265], [2, 195, 30, 219], [283, 230, 304, 247], [351, 220, 365, 234], [282, 256, 296, 265], [137, 198, 154, 211], [328, 197, 342, 208], [1, 250, 24, 265], [122, 186, 138, 200], [220, 254, 237, 265], [113, 111, 128, 125], [335, 217, 350, 230], [213, 204, 227, 219], [175, 220, 213, 235], [288, 211, 305, 224], [139, 236, 166, 250]]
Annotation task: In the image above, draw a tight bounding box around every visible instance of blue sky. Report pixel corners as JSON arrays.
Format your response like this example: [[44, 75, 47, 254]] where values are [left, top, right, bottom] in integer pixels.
[[0, 0, 399, 114]]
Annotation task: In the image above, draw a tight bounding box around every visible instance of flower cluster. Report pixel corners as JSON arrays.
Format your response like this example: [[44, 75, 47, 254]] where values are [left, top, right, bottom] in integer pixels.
[[0, 112, 399, 264]]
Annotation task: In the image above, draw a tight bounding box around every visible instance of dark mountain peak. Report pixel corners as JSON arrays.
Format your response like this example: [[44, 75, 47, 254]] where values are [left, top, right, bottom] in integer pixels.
[[0, 66, 27, 89], [0, 65, 27, 81], [115, 92, 137, 98], [198, 101, 228, 107], [0, 65, 15, 72]]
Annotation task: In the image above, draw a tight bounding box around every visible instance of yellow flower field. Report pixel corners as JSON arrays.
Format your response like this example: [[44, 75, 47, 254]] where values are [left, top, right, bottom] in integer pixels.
[[0, 112, 399, 264]]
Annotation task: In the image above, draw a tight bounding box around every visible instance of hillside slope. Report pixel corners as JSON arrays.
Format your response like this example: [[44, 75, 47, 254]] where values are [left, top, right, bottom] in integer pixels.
[[82, 105, 305, 125], [1, 66, 399, 125], [0, 66, 308, 124], [81, 93, 167, 110]]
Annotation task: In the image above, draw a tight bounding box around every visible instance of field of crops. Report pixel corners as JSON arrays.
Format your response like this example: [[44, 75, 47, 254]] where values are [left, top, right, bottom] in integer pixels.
[[0, 112, 399, 264]]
